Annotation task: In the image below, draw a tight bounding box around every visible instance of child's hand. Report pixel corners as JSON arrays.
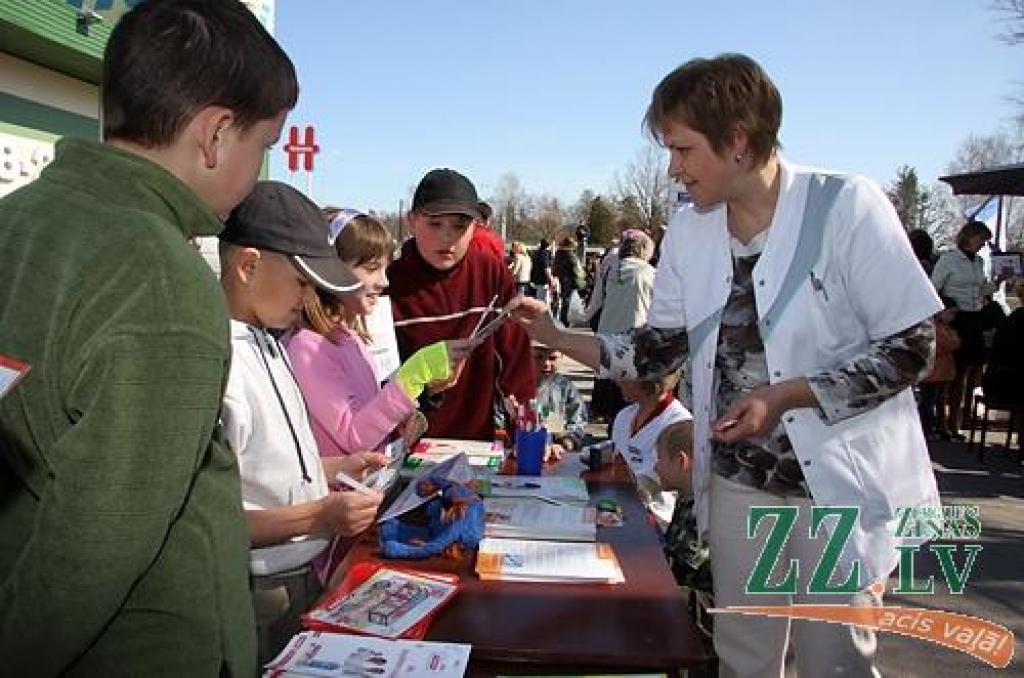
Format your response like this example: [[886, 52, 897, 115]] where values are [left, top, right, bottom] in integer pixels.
[[397, 341, 464, 399], [445, 338, 475, 365], [398, 411, 428, 447], [314, 489, 383, 538], [323, 451, 389, 482]]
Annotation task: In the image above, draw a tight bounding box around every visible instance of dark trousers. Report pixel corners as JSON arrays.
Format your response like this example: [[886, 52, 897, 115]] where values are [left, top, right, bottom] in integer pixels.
[[918, 383, 942, 434], [251, 565, 323, 666]]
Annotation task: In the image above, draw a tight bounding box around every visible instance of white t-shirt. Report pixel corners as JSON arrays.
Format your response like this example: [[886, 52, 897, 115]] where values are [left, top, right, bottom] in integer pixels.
[[222, 320, 329, 575], [611, 398, 692, 527]]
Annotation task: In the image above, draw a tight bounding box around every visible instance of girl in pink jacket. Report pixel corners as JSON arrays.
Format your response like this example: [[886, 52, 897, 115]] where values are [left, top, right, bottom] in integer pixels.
[[286, 209, 469, 458]]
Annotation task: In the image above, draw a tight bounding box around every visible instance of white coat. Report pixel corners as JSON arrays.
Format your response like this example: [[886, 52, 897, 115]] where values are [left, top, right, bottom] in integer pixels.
[[649, 161, 943, 586]]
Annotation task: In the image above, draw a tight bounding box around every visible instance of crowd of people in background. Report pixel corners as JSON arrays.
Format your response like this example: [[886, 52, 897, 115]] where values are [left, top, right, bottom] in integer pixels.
[[909, 223, 1023, 445]]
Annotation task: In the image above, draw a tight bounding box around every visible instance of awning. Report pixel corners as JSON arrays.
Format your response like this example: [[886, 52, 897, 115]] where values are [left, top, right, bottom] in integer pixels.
[[939, 163, 1024, 197]]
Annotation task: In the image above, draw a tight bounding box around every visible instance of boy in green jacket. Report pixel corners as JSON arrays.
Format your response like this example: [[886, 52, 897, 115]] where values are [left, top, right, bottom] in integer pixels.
[[0, 1, 297, 675]]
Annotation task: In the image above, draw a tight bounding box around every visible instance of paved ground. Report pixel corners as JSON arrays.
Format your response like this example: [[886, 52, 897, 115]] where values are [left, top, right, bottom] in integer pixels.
[[556, 354, 1023, 677]]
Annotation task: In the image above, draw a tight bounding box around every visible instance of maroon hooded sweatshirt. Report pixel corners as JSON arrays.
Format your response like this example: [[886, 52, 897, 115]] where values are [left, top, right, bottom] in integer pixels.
[[388, 238, 536, 440]]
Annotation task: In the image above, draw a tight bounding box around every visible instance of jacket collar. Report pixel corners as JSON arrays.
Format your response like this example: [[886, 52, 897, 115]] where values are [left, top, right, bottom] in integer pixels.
[[43, 138, 223, 240]]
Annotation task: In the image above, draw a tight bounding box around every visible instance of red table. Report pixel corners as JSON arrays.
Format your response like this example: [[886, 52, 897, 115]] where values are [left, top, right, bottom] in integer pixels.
[[331, 457, 708, 675]]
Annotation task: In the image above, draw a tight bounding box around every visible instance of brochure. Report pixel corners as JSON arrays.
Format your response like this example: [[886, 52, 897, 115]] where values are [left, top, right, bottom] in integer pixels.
[[473, 475, 589, 505], [363, 440, 408, 493], [475, 537, 625, 584], [265, 630, 470, 677], [401, 438, 503, 478], [303, 562, 459, 640], [365, 295, 402, 379], [379, 453, 474, 524], [483, 499, 596, 542]]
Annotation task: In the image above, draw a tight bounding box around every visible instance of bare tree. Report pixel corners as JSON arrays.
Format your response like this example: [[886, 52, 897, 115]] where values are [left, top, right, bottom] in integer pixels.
[[525, 194, 567, 244], [489, 172, 528, 242], [943, 128, 1024, 247], [992, 0, 1024, 44], [613, 144, 669, 233], [923, 182, 961, 249]]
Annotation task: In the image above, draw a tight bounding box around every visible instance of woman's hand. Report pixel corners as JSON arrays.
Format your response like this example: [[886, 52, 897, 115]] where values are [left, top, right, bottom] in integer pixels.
[[509, 295, 559, 344], [712, 379, 816, 444]]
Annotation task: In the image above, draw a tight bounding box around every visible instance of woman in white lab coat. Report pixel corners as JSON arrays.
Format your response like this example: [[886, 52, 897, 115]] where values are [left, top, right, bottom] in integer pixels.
[[513, 54, 942, 678]]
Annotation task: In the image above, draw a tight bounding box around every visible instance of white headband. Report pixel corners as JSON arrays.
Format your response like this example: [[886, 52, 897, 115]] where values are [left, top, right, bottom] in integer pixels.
[[327, 208, 366, 245]]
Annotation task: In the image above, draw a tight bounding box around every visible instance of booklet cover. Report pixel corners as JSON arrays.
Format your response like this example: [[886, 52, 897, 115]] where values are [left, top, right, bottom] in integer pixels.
[[474, 475, 589, 505], [304, 562, 459, 640], [401, 438, 503, 478], [379, 453, 475, 524], [265, 630, 470, 677], [482, 499, 597, 542], [475, 537, 625, 584], [0, 354, 31, 400]]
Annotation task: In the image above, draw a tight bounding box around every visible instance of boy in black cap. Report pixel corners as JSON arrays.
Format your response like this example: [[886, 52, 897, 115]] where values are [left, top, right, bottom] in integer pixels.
[[218, 181, 385, 663], [388, 169, 536, 440], [0, 2, 295, 674]]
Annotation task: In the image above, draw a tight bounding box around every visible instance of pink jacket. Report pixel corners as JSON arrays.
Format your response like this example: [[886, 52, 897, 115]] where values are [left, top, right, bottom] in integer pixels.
[[285, 327, 415, 457]]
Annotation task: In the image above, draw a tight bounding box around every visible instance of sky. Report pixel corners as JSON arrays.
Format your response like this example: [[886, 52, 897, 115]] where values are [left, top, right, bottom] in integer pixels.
[[268, 1, 1022, 213]]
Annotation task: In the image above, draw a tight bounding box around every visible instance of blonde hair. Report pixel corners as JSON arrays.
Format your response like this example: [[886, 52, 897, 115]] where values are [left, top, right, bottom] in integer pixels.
[[303, 208, 396, 343], [656, 420, 694, 460]]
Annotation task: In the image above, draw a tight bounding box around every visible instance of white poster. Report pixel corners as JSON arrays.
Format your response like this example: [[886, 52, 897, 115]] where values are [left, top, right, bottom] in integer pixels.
[[365, 295, 401, 379]]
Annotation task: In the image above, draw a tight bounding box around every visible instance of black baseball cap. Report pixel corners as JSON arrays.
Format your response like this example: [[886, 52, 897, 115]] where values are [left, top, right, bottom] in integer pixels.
[[412, 168, 488, 221], [221, 181, 361, 294]]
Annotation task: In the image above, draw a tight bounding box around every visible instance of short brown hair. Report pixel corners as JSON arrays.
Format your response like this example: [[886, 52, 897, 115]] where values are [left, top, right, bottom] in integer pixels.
[[644, 53, 782, 166], [955, 220, 992, 250], [103, 0, 298, 147], [303, 210, 395, 342], [656, 420, 694, 460]]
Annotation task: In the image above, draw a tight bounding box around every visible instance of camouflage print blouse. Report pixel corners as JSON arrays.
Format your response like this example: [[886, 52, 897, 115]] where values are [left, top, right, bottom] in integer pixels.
[[597, 242, 935, 500], [663, 496, 713, 594]]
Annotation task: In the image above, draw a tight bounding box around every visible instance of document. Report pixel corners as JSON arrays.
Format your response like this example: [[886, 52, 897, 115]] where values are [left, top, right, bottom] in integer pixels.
[[265, 631, 470, 677], [474, 475, 590, 505], [304, 567, 458, 640], [365, 295, 402, 379], [401, 438, 503, 478], [475, 537, 625, 584], [483, 498, 597, 542]]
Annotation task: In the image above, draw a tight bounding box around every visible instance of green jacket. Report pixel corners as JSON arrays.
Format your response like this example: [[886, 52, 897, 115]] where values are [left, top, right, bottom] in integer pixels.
[[0, 139, 256, 676]]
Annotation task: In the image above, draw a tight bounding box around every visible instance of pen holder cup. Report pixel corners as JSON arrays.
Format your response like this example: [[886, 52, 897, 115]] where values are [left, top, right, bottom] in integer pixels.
[[515, 428, 547, 476], [585, 441, 615, 471]]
